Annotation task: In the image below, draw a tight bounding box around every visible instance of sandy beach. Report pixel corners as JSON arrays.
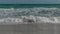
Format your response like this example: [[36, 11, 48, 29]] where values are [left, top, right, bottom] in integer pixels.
[[0, 23, 59, 34]]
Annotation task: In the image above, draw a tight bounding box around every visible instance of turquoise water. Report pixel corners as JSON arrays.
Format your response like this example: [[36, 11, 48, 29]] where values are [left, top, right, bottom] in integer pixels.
[[0, 4, 60, 8]]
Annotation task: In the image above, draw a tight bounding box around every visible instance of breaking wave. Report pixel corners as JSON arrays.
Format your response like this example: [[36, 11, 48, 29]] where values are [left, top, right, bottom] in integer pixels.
[[0, 8, 60, 24]]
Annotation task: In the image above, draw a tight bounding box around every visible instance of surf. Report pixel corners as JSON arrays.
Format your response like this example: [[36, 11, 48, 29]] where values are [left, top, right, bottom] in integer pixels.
[[0, 7, 59, 24]]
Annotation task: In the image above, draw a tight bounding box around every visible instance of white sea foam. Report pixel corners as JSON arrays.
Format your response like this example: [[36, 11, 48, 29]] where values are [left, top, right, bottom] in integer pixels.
[[0, 8, 59, 24], [0, 16, 60, 24]]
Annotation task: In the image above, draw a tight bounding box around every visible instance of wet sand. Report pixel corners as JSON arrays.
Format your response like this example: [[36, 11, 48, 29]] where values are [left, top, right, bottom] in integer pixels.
[[0, 23, 60, 34]]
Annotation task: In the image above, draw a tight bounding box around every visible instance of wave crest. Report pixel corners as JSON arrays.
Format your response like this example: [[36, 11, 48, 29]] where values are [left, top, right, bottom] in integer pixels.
[[0, 16, 60, 24]]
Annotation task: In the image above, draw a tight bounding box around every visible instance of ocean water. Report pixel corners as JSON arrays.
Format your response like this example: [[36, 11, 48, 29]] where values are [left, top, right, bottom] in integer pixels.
[[0, 4, 60, 24]]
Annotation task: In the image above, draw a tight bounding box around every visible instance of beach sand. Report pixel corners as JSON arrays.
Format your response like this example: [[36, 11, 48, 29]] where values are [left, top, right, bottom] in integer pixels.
[[0, 23, 60, 34]]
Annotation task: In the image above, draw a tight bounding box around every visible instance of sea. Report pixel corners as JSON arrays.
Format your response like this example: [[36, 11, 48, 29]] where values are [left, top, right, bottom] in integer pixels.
[[0, 4, 60, 24]]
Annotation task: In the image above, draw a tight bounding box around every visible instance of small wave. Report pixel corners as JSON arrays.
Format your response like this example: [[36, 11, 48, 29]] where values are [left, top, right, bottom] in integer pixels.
[[0, 8, 60, 24], [0, 16, 60, 24]]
